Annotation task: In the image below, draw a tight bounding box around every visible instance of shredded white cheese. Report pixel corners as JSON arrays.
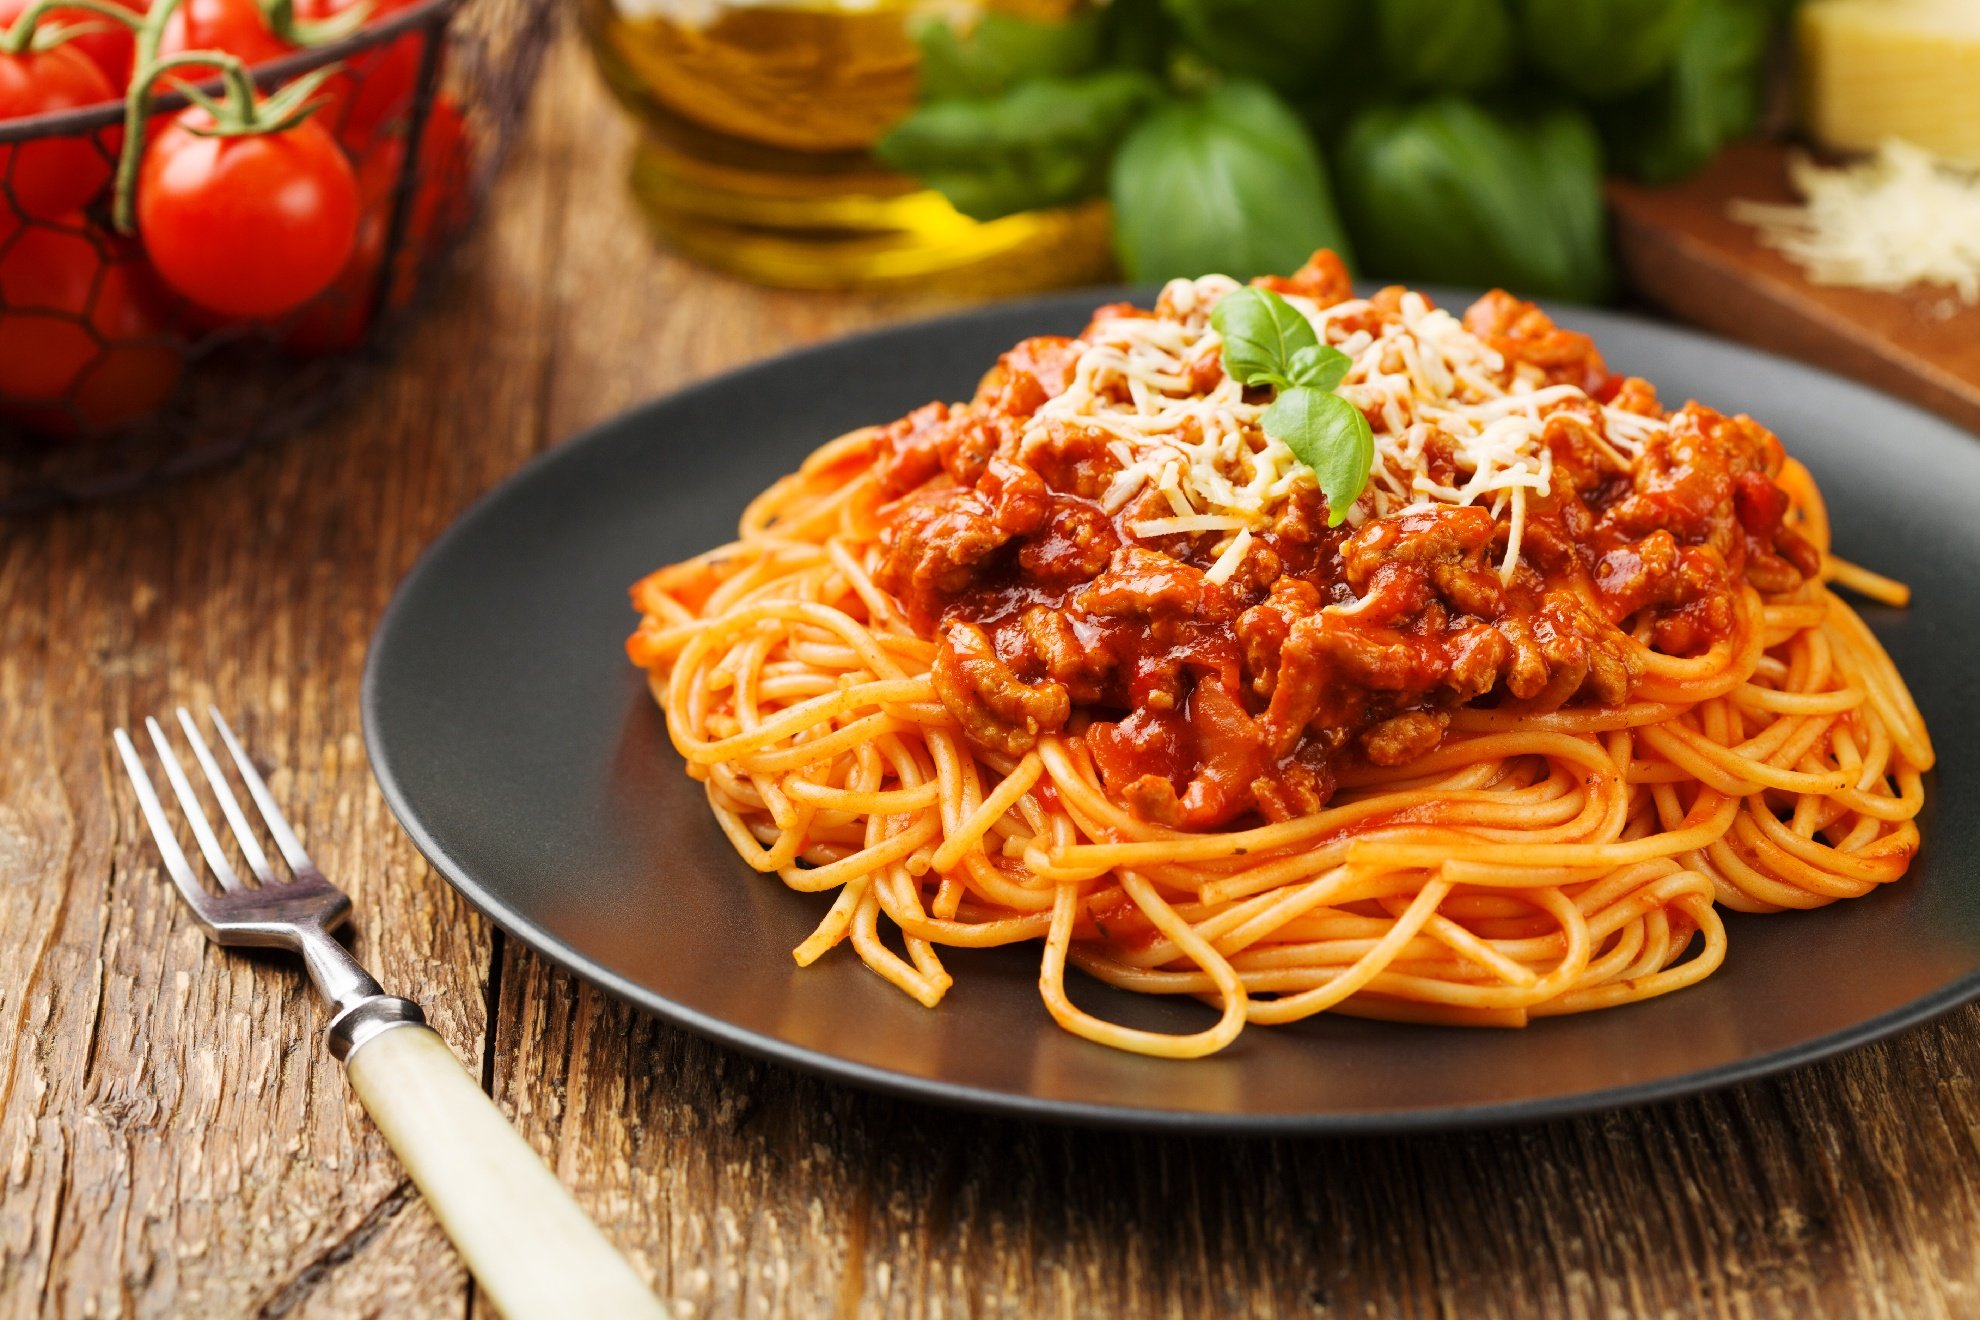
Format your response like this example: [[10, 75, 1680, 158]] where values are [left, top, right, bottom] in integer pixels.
[[1204, 528, 1253, 586], [1132, 514, 1250, 538], [1023, 274, 1665, 583], [1731, 139, 1980, 306]]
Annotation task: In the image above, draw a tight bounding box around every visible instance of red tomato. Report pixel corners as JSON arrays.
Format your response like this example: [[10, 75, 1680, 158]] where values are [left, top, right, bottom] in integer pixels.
[[410, 94, 472, 242], [0, 222, 181, 437], [284, 98, 473, 354], [138, 107, 358, 319], [155, 0, 290, 85], [281, 139, 401, 353], [156, 0, 430, 147], [299, 0, 429, 150], [0, 44, 119, 220], [0, 0, 141, 89]]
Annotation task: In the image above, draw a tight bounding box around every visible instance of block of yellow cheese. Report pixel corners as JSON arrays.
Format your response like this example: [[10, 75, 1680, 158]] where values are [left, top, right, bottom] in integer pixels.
[[1799, 0, 1980, 165]]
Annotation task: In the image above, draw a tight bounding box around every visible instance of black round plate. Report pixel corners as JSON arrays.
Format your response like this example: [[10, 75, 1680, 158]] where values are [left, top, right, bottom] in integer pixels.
[[363, 288, 1980, 1134]]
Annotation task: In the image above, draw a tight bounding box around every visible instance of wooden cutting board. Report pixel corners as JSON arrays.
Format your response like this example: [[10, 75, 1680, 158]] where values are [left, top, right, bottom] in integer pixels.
[[1608, 139, 1980, 437]]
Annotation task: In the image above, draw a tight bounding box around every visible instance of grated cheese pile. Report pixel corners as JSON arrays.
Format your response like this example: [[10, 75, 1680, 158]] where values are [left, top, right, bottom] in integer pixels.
[[1730, 139, 1980, 306], [1022, 275, 1667, 585]]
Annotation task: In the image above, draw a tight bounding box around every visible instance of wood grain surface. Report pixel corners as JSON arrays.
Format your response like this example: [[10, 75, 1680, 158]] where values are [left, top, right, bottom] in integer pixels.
[[5, 33, 1980, 1320], [1611, 141, 1980, 439]]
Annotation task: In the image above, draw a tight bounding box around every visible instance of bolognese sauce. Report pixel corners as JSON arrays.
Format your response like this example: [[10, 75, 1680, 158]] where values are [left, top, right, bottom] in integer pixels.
[[869, 252, 1821, 830]]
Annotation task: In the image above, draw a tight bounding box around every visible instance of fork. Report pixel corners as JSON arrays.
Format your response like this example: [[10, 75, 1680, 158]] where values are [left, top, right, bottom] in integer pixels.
[[115, 708, 667, 1319]]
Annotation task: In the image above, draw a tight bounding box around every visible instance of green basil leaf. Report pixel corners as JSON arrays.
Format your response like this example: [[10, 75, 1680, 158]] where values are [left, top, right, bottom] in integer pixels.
[[878, 72, 1162, 222], [1263, 387, 1374, 526], [911, 10, 1107, 102], [1158, 0, 1359, 88], [1512, 0, 1700, 101], [1110, 81, 1354, 282], [1286, 343, 1352, 392], [1375, 0, 1514, 93], [1598, 0, 1773, 184], [1526, 103, 1613, 303], [1336, 97, 1612, 303], [1100, 0, 1175, 73], [1211, 286, 1318, 388]]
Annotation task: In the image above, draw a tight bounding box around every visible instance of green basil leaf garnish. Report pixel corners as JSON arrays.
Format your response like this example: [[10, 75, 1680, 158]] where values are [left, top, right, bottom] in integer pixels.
[[1262, 387, 1375, 526], [1209, 284, 1373, 526], [1211, 286, 1317, 390], [1286, 342, 1352, 392]]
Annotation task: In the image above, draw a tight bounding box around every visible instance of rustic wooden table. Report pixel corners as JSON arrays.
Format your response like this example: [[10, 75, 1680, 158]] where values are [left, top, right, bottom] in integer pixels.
[[7, 32, 1980, 1320]]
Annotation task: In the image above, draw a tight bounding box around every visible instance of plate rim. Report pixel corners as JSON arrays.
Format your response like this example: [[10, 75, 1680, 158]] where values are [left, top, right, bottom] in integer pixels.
[[362, 285, 1980, 1135]]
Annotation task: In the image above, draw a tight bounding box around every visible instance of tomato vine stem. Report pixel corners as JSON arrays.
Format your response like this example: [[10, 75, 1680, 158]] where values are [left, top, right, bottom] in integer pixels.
[[109, 0, 340, 234], [0, 0, 143, 55]]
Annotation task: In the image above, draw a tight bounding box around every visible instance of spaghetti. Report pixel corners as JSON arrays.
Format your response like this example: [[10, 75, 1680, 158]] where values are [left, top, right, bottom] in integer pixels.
[[628, 253, 1933, 1058]]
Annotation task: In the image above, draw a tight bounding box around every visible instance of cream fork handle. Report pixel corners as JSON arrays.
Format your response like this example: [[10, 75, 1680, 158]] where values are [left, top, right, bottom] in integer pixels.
[[343, 1022, 667, 1319]]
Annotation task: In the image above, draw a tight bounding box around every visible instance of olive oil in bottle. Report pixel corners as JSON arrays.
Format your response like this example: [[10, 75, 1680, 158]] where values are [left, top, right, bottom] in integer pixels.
[[579, 0, 1116, 292]]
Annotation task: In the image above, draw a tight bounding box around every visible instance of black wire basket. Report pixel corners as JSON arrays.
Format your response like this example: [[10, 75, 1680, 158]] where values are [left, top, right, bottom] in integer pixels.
[[0, 0, 556, 513]]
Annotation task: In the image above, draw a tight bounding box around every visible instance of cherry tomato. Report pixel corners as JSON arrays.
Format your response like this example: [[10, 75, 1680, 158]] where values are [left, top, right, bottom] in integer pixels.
[[284, 98, 473, 353], [409, 94, 471, 242], [299, 0, 427, 150], [138, 107, 359, 319], [0, 221, 181, 437], [155, 0, 426, 146], [0, 0, 142, 89], [0, 43, 118, 220], [155, 0, 290, 85], [280, 138, 400, 353]]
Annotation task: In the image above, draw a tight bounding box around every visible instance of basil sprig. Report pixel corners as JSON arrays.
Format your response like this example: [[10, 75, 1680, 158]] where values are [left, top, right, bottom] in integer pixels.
[[1210, 286, 1373, 526]]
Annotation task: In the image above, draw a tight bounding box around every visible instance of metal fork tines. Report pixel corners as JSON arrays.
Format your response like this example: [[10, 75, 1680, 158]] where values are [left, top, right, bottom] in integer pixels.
[[115, 708, 383, 1016]]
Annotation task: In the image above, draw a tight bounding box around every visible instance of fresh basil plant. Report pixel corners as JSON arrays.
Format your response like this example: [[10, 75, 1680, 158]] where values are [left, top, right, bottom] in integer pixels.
[[1375, 0, 1515, 93], [876, 0, 1795, 302], [1513, 0, 1701, 100], [1111, 81, 1353, 282], [1157, 0, 1358, 90], [1598, 0, 1774, 184], [910, 9, 1110, 101], [1336, 98, 1611, 303], [877, 73, 1161, 222]]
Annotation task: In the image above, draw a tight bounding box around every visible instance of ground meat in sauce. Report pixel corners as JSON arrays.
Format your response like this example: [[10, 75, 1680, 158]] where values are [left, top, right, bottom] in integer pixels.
[[870, 260, 1820, 829]]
